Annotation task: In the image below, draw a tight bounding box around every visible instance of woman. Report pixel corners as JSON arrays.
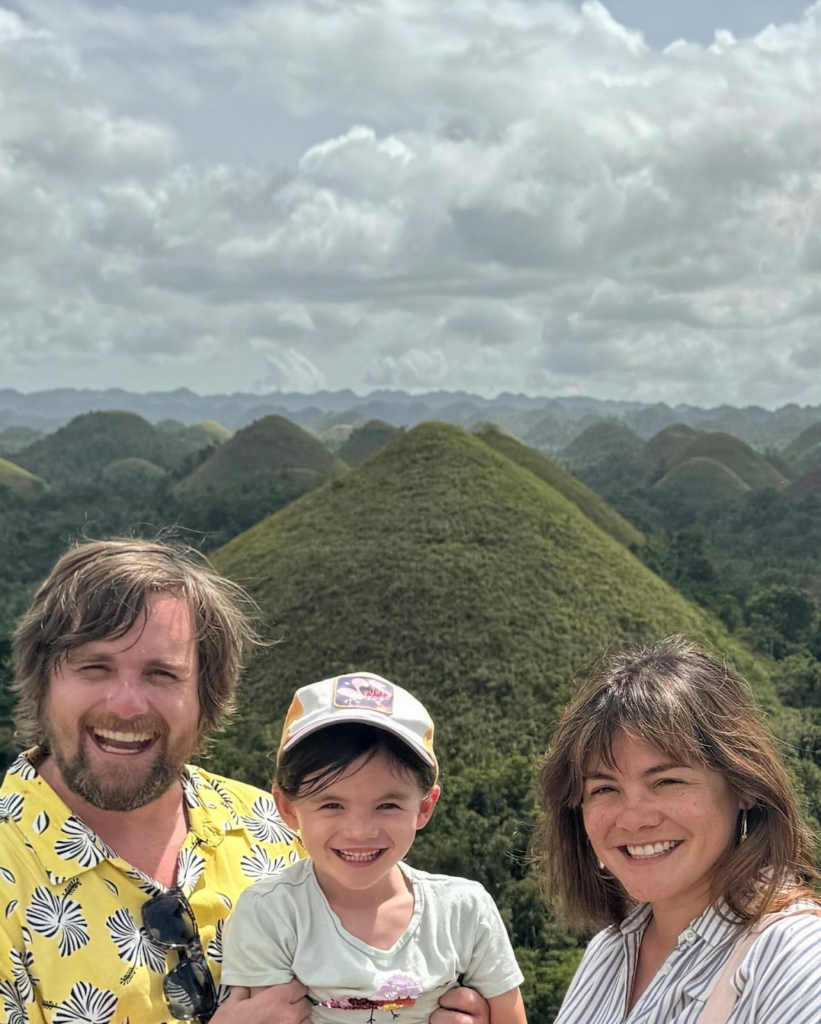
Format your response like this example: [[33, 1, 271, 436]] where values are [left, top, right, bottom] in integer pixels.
[[535, 635, 821, 1023]]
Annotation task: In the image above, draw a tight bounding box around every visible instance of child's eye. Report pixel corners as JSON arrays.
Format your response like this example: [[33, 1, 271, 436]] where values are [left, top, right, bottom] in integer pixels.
[[377, 802, 401, 810], [319, 802, 343, 810]]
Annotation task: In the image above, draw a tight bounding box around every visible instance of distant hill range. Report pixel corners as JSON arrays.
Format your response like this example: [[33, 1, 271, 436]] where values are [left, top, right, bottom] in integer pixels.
[[3, 387, 821, 450]]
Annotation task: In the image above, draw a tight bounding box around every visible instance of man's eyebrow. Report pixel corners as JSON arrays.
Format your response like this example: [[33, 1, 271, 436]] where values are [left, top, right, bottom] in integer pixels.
[[583, 762, 693, 781]]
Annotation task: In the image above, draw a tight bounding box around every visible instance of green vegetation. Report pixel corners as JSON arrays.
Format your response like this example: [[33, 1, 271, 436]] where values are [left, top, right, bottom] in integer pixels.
[[15, 410, 196, 484], [561, 419, 644, 471], [668, 432, 788, 492], [0, 409, 818, 1019], [642, 423, 700, 478], [476, 425, 644, 549], [654, 457, 751, 504], [0, 459, 48, 499], [209, 422, 783, 1016], [337, 420, 400, 465]]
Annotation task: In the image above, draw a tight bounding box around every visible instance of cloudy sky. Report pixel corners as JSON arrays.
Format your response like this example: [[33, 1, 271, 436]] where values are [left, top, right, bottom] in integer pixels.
[[2, 1, 821, 406]]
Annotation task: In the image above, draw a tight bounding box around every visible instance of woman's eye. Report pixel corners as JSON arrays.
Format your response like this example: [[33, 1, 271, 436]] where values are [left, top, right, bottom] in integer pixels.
[[656, 777, 684, 787]]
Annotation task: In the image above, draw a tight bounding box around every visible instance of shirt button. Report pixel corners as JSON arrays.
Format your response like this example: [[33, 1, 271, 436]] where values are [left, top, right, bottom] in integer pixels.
[[660, 963, 672, 975], [682, 928, 697, 942]]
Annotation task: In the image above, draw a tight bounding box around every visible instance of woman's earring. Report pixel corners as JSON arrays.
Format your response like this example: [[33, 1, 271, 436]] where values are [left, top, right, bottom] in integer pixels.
[[740, 808, 748, 843], [598, 859, 605, 870]]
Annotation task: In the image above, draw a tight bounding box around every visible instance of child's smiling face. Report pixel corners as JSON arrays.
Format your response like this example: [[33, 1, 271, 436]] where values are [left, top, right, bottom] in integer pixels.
[[274, 749, 440, 898]]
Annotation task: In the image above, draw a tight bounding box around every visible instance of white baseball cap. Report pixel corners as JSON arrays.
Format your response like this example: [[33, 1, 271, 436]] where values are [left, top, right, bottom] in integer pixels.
[[277, 672, 437, 775]]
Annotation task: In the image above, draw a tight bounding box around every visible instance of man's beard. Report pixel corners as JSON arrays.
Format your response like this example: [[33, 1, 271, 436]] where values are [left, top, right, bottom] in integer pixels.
[[45, 715, 198, 812]]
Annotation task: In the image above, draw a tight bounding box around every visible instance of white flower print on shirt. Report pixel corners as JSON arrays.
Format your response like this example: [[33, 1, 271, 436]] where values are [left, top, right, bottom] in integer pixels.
[[6, 753, 36, 781], [55, 818, 113, 869], [9, 947, 37, 1002], [206, 918, 224, 963], [176, 848, 206, 893], [52, 982, 117, 1024], [0, 793, 24, 821], [239, 845, 285, 881], [26, 887, 90, 956], [0, 979, 28, 1024], [105, 908, 167, 974], [241, 797, 295, 845]]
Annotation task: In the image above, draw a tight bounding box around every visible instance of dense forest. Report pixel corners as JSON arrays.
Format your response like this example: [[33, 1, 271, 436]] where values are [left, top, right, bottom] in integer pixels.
[[1, 405, 820, 1020]]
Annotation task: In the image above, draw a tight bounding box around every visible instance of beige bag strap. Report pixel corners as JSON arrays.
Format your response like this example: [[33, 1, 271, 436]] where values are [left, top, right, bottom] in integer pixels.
[[699, 909, 821, 1024]]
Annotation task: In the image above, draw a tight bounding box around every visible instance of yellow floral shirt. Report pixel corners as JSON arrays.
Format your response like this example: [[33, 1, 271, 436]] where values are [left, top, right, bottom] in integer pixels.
[[0, 750, 301, 1024]]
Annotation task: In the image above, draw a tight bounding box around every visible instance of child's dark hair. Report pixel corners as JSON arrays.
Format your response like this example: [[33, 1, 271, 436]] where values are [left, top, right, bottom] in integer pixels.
[[277, 723, 437, 800]]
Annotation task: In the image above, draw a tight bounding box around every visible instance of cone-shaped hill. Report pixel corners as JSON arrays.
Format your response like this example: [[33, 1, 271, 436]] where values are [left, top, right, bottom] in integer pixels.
[[15, 411, 193, 484], [176, 415, 345, 498], [337, 420, 401, 466], [643, 424, 701, 478], [475, 425, 644, 549], [0, 458, 48, 499], [661, 432, 787, 492], [785, 421, 821, 456], [654, 456, 751, 504], [212, 422, 770, 779], [561, 419, 644, 471]]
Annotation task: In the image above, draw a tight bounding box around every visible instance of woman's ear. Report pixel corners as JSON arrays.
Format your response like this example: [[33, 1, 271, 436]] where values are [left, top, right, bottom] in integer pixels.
[[415, 785, 441, 831], [273, 785, 300, 832]]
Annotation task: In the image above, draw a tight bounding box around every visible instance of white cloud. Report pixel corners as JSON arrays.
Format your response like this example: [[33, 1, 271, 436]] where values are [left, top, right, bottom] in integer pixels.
[[2, 1, 821, 404]]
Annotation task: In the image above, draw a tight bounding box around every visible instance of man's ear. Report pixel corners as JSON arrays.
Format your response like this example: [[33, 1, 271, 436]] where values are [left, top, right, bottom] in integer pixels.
[[273, 786, 300, 832], [415, 785, 441, 831]]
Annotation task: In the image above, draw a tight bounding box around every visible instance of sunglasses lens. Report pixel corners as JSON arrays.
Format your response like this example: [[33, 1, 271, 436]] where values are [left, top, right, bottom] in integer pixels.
[[164, 957, 217, 1021], [142, 892, 198, 947]]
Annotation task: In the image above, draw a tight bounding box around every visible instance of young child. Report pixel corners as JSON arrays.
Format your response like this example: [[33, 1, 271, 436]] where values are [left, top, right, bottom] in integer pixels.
[[221, 672, 526, 1024]]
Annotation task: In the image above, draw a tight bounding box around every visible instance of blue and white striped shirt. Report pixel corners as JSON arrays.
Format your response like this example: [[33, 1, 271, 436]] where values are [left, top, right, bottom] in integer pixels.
[[553, 901, 821, 1024]]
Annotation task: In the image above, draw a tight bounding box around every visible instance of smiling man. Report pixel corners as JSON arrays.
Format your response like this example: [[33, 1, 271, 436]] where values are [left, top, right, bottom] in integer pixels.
[[0, 538, 490, 1024]]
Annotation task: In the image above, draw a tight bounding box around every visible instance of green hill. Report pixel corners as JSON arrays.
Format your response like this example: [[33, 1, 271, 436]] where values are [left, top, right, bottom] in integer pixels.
[[101, 457, 168, 488], [669, 432, 788, 491], [210, 421, 779, 1016], [561, 419, 644, 471], [643, 424, 701, 478], [475, 425, 644, 549], [654, 456, 751, 504], [337, 420, 401, 466], [176, 414, 345, 497], [16, 411, 192, 484], [0, 459, 48, 499], [784, 470, 821, 500], [785, 421, 821, 456], [212, 421, 772, 776]]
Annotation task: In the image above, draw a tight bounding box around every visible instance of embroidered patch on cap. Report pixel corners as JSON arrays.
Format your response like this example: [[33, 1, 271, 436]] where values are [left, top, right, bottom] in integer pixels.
[[334, 674, 394, 715]]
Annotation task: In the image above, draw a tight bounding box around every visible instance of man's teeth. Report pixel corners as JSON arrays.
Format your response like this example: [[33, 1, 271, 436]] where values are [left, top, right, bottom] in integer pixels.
[[626, 840, 680, 858], [336, 850, 382, 862], [94, 728, 154, 743]]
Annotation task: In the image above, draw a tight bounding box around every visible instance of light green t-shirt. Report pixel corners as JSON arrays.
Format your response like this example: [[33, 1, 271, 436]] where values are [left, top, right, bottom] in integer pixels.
[[222, 859, 523, 1023]]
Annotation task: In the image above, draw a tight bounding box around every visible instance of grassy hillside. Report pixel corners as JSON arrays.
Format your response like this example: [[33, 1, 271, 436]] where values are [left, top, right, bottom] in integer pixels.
[[0, 459, 48, 499], [338, 420, 400, 466], [211, 421, 773, 782], [654, 456, 751, 504], [643, 424, 701, 478], [16, 411, 192, 484], [785, 421, 821, 456], [210, 422, 781, 1017], [670, 432, 788, 491], [476, 425, 644, 549], [561, 419, 644, 471], [176, 414, 345, 496]]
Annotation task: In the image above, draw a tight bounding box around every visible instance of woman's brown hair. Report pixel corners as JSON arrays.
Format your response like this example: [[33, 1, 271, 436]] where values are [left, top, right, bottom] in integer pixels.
[[534, 635, 819, 933]]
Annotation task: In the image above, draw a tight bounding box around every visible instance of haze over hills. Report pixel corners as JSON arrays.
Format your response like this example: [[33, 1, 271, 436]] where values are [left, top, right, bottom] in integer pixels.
[[3, 388, 821, 449]]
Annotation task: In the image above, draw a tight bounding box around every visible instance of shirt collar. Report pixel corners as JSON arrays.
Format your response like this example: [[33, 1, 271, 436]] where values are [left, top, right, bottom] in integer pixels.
[[0, 749, 244, 882], [619, 899, 743, 947]]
